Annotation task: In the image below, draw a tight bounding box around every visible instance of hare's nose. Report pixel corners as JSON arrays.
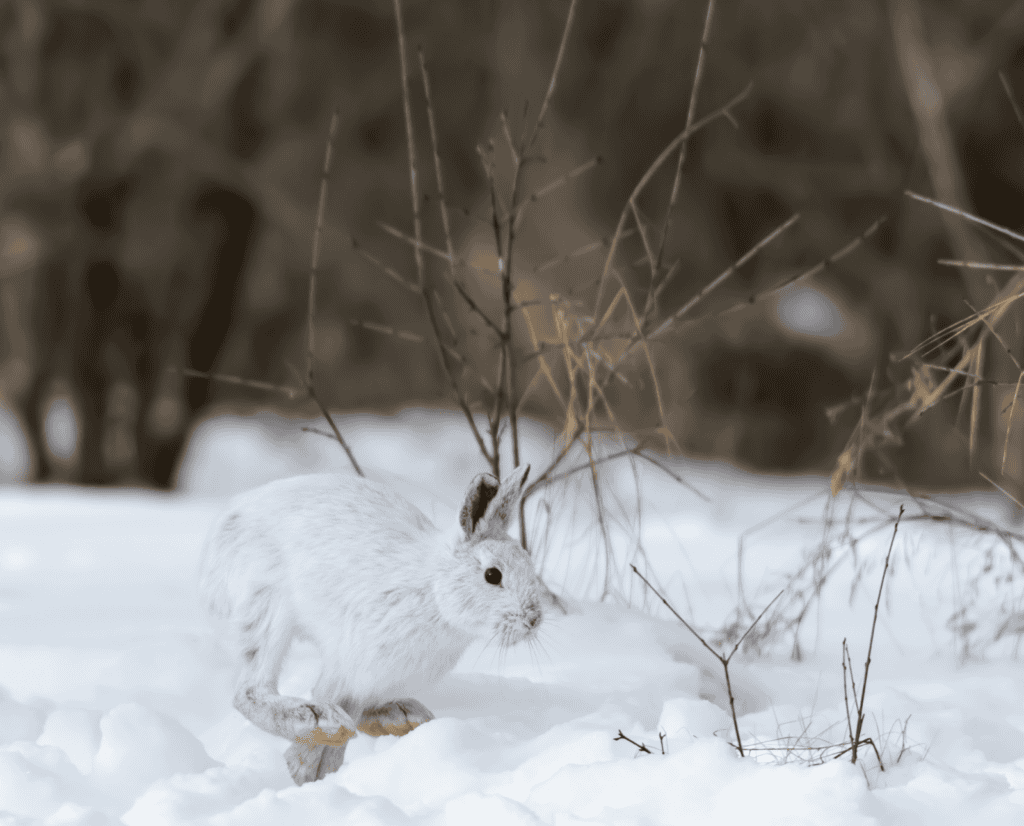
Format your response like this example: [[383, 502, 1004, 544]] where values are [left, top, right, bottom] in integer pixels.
[[525, 603, 541, 628]]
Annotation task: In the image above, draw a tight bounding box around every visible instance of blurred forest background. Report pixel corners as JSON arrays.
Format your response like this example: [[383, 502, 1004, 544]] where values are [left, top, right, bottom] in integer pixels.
[[1, 0, 1023, 494]]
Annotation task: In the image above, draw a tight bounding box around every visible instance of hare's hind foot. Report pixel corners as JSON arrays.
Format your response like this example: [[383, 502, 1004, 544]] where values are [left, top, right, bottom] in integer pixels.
[[234, 684, 356, 743], [285, 735, 349, 785], [234, 684, 356, 785], [357, 699, 434, 737], [283, 699, 431, 784], [283, 702, 357, 785]]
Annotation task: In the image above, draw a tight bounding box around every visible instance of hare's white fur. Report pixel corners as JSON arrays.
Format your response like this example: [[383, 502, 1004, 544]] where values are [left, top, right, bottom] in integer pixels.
[[198, 464, 543, 784]]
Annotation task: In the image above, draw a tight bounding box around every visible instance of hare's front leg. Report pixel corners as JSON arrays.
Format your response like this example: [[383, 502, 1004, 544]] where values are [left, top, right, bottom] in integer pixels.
[[358, 699, 434, 737]]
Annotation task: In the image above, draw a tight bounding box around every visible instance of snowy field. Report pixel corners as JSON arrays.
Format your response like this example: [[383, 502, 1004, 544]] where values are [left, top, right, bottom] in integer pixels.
[[2, 407, 1024, 824]]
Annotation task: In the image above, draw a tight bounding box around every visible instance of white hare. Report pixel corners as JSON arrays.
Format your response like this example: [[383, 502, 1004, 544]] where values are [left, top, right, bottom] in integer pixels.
[[197, 464, 545, 784]]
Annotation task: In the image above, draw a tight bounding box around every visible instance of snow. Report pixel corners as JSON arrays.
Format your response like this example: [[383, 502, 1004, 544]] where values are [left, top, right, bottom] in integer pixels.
[[1, 407, 1024, 824]]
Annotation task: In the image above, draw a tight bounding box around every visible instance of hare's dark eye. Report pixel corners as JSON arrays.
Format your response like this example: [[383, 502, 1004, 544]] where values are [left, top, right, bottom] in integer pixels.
[[484, 567, 502, 586]]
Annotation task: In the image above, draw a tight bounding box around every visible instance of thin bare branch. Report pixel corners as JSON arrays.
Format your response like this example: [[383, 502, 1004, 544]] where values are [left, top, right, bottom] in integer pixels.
[[412, 80, 506, 346], [525, 0, 579, 151], [999, 70, 1024, 135], [305, 107, 363, 476], [1002, 373, 1023, 474], [419, 47, 458, 283], [513, 156, 602, 229], [422, 192, 488, 225], [350, 237, 420, 292], [651, 217, 886, 338], [181, 368, 302, 400], [495, 0, 585, 477], [631, 448, 709, 501], [968, 337, 984, 467], [969, 300, 1024, 373], [499, 109, 520, 167], [649, 213, 800, 340], [852, 505, 903, 765], [347, 319, 424, 343], [630, 564, 782, 757], [534, 230, 636, 276], [654, 0, 717, 274], [307, 108, 339, 385], [451, 279, 504, 337], [842, 639, 855, 745], [980, 470, 1024, 509], [592, 81, 753, 320], [301, 426, 336, 440], [938, 259, 1024, 272], [766, 216, 886, 294], [647, 258, 682, 316], [309, 386, 363, 476], [631, 200, 659, 284], [377, 220, 452, 264], [393, 0, 491, 466], [728, 589, 784, 659], [906, 190, 1024, 246]]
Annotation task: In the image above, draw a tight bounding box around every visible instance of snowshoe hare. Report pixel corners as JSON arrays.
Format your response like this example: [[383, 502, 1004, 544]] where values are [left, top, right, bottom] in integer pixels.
[[198, 464, 545, 785]]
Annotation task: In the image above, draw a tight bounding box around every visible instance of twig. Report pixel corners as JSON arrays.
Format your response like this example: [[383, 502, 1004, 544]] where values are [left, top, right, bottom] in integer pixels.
[[631, 564, 782, 757], [614, 730, 652, 755], [842, 639, 855, 745], [999, 70, 1024, 135], [187, 111, 365, 474], [648, 213, 801, 340], [180, 368, 302, 399], [533, 230, 636, 276], [501, 0, 582, 478], [513, 156, 602, 229], [653, 0, 717, 277], [392, 0, 492, 467], [503, 0, 580, 529], [906, 190, 1024, 246], [350, 237, 420, 292], [306, 107, 363, 477], [850, 505, 903, 766], [307, 110, 336, 385], [1001, 373, 1023, 475], [979, 471, 1024, 509], [420, 47, 505, 340], [525, 0, 578, 151], [591, 81, 753, 320], [937, 259, 1024, 273], [376, 221, 452, 264]]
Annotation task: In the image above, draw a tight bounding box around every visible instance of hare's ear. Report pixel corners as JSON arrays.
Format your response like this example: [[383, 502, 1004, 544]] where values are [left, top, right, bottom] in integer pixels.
[[470, 464, 530, 538], [460, 473, 500, 538]]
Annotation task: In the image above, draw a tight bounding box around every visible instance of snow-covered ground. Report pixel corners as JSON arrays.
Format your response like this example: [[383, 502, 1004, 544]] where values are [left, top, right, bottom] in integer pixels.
[[2, 407, 1024, 824]]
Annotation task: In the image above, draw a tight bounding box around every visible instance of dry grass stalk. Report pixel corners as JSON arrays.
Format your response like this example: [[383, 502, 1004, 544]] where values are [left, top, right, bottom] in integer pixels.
[[890, 188, 1024, 500]]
